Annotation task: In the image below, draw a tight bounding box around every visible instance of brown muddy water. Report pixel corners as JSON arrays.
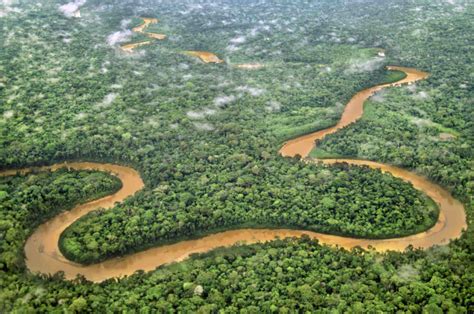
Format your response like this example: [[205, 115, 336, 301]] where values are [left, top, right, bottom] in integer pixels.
[[120, 17, 166, 52], [1, 67, 466, 282], [184, 51, 224, 63], [132, 18, 158, 33], [120, 41, 152, 52]]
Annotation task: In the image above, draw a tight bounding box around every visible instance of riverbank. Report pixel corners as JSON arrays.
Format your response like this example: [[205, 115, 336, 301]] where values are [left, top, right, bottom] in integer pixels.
[[0, 67, 466, 282]]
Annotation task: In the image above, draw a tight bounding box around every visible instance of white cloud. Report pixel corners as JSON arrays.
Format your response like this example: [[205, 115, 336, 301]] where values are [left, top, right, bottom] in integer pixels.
[[180, 3, 203, 15], [96, 93, 118, 108], [202, 108, 217, 116], [193, 122, 214, 131], [347, 56, 385, 73], [397, 264, 419, 281], [106, 19, 136, 47], [406, 84, 417, 92], [107, 30, 132, 46], [226, 44, 240, 52], [186, 108, 216, 119], [187, 111, 204, 119], [230, 36, 246, 44], [75, 112, 87, 120], [371, 90, 386, 102], [411, 117, 432, 127], [0, 0, 22, 17], [183, 74, 193, 80], [213, 95, 236, 107], [120, 19, 131, 29], [178, 63, 190, 70], [3, 110, 14, 119], [415, 91, 429, 99], [236, 85, 265, 97], [226, 35, 247, 52], [58, 0, 86, 18], [250, 27, 259, 37], [265, 101, 281, 112]]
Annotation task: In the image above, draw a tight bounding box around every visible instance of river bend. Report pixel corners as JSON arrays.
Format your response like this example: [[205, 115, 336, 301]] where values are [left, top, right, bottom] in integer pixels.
[[1, 67, 466, 282]]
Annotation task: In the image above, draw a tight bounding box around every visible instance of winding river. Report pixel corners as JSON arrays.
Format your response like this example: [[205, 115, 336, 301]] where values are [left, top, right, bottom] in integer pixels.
[[1, 67, 466, 282], [184, 51, 224, 63], [120, 17, 166, 52]]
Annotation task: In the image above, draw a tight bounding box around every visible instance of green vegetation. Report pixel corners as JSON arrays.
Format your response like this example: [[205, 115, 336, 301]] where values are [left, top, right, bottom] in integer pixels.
[[309, 148, 342, 159], [0, 0, 472, 311], [0, 170, 122, 271], [268, 110, 337, 142], [315, 93, 472, 199], [60, 163, 438, 264], [383, 70, 407, 84], [2, 236, 473, 312]]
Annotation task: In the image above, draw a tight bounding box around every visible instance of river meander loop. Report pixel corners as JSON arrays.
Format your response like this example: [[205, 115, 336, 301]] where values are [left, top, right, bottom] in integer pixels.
[[1, 67, 466, 282]]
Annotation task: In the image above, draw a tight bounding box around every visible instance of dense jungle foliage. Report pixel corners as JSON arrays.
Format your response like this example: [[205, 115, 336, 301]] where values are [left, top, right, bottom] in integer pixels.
[[0, 170, 122, 271], [2, 236, 473, 312], [0, 173, 471, 312], [60, 163, 438, 264], [0, 0, 442, 262], [0, 0, 472, 312]]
